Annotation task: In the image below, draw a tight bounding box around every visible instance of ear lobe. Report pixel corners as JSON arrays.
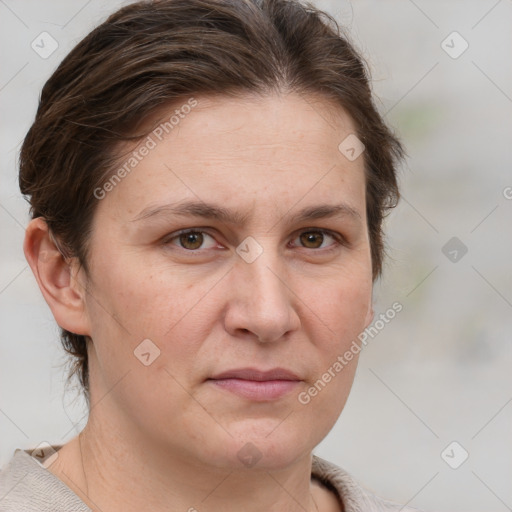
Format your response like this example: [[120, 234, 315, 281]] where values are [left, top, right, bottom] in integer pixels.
[[23, 218, 90, 336]]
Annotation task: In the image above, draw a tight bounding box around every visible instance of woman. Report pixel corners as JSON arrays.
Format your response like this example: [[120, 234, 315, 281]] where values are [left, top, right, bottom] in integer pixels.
[[0, 0, 417, 510]]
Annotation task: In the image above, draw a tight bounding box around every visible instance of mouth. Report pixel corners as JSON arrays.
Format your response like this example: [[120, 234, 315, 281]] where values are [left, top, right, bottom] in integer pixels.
[[207, 368, 302, 401]]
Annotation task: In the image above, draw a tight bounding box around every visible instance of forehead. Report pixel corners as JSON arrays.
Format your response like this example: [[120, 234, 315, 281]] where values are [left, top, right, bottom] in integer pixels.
[[96, 92, 366, 223], [167, 92, 357, 154]]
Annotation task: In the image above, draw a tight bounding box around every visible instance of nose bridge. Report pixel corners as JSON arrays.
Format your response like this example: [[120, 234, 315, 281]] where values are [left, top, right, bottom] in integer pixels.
[[247, 252, 286, 303], [227, 237, 299, 342]]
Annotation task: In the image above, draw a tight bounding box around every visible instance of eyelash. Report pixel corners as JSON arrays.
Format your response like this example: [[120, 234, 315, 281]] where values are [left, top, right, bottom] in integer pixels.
[[162, 228, 347, 254]]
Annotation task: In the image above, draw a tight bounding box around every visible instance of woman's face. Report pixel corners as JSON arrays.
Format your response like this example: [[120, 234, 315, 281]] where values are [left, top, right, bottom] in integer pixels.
[[80, 92, 373, 470]]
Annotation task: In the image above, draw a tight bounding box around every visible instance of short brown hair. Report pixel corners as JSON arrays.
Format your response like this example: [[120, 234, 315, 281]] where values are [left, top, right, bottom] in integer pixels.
[[19, 0, 404, 402]]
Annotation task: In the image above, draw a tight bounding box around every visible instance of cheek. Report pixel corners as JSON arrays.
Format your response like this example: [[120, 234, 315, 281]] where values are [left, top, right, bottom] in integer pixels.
[[307, 266, 373, 346], [301, 281, 369, 434], [86, 253, 179, 333], [299, 267, 371, 418], [84, 254, 223, 371], [83, 258, 212, 417]]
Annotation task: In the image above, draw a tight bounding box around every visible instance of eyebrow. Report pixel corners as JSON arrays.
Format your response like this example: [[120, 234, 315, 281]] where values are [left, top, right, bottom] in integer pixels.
[[131, 200, 362, 226]]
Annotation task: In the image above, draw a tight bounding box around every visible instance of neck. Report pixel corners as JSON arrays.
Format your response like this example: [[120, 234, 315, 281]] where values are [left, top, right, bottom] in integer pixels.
[[50, 413, 328, 512]]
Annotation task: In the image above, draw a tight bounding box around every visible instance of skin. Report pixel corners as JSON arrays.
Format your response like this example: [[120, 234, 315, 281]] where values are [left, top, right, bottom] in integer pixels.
[[24, 92, 374, 512]]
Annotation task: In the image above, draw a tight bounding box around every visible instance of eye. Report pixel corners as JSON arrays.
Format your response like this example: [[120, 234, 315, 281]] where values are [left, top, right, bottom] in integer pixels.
[[164, 229, 218, 250], [162, 228, 345, 254], [291, 229, 342, 250]]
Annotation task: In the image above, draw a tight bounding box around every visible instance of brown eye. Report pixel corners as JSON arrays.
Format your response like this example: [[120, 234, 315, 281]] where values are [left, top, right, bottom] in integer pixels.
[[299, 231, 325, 249], [163, 229, 219, 253], [291, 229, 343, 252], [179, 231, 204, 250]]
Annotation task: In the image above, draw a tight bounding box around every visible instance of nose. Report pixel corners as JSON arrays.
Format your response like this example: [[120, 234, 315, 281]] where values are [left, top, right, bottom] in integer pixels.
[[223, 248, 301, 343]]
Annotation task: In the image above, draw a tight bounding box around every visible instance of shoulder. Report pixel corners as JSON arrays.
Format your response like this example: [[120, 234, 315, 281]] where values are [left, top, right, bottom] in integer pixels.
[[311, 455, 425, 512], [0, 448, 90, 512]]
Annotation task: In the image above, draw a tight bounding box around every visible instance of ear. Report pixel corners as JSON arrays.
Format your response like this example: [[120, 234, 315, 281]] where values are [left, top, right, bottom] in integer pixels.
[[23, 218, 90, 336], [364, 300, 374, 329]]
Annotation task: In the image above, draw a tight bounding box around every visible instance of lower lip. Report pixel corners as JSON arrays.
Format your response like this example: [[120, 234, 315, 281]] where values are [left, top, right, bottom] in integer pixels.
[[209, 378, 300, 401]]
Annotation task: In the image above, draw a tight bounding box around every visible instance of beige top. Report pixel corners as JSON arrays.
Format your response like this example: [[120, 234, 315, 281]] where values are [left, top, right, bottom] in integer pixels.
[[0, 447, 422, 511]]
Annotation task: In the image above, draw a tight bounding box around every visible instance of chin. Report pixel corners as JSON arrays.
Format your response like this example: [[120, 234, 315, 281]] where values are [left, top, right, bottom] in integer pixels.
[[199, 417, 318, 472]]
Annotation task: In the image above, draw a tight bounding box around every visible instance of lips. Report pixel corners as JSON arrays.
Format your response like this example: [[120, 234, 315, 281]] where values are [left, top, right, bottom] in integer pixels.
[[208, 367, 302, 401], [210, 368, 301, 381]]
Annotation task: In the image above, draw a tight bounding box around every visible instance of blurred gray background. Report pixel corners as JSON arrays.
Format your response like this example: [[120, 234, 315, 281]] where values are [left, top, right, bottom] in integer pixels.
[[1, 1, 511, 511]]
